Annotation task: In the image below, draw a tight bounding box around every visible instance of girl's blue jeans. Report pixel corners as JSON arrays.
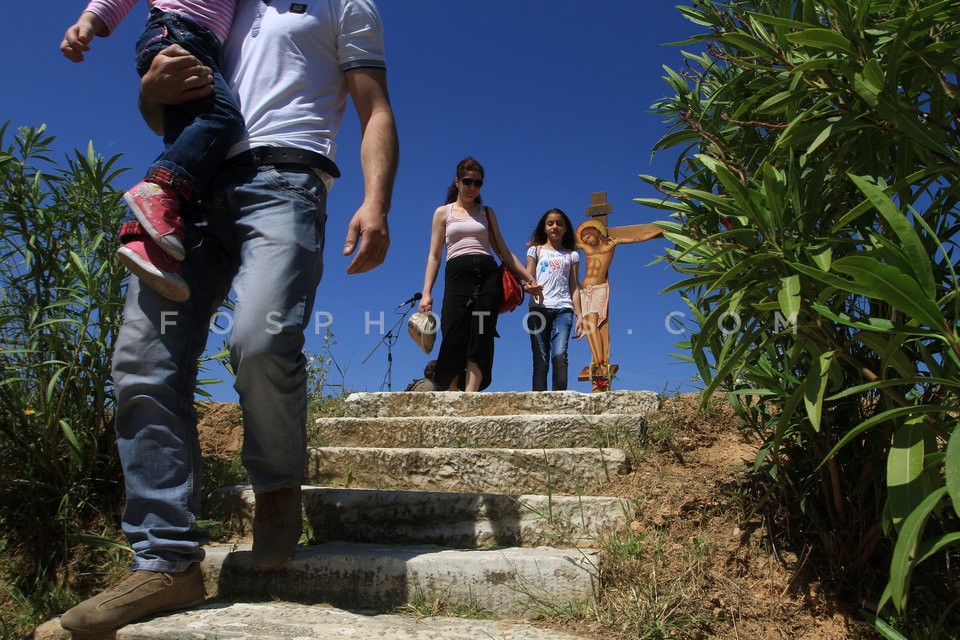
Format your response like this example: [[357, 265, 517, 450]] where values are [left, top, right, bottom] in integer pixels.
[[111, 163, 327, 572], [526, 307, 574, 391], [135, 9, 244, 198]]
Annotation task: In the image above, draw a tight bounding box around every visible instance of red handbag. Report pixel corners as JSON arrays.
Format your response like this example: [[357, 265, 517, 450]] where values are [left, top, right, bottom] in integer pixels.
[[499, 264, 524, 314], [483, 206, 524, 314]]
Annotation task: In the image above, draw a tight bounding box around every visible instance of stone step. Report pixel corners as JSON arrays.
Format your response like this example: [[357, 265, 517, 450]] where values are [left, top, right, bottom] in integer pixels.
[[208, 485, 633, 548], [345, 389, 659, 418], [314, 413, 643, 449], [38, 602, 592, 639], [202, 543, 599, 619], [306, 447, 631, 495]]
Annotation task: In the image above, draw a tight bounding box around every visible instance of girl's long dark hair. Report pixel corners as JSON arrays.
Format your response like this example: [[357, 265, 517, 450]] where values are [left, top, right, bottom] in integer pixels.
[[529, 208, 575, 250], [444, 157, 485, 204]]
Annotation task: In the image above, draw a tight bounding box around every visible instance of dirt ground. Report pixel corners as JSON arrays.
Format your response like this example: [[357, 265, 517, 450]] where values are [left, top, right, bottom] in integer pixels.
[[196, 395, 878, 640], [590, 394, 876, 640]]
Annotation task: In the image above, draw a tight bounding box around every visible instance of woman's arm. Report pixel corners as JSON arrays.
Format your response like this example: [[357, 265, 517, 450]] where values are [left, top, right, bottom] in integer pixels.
[[486, 208, 543, 303], [419, 207, 446, 314]]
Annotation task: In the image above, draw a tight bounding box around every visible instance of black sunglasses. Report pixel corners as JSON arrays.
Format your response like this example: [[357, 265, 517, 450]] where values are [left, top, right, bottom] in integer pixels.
[[460, 177, 483, 188]]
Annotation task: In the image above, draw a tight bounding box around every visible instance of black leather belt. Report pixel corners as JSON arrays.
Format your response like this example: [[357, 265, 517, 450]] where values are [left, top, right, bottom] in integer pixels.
[[225, 147, 341, 178]]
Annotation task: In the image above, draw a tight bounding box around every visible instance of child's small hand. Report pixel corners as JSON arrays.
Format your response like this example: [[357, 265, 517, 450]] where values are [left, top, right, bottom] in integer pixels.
[[61, 12, 107, 63]]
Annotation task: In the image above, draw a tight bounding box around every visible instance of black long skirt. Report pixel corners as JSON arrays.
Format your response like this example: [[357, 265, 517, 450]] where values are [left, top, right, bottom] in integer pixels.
[[435, 254, 502, 391]]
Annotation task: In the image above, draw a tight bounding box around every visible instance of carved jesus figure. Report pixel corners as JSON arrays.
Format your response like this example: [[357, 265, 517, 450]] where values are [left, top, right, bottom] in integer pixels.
[[576, 218, 663, 389]]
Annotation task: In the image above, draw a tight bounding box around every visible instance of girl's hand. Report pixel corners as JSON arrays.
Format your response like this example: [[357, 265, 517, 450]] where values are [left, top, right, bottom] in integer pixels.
[[523, 282, 544, 305], [574, 317, 584, 339], [61, 12, 105, 62]]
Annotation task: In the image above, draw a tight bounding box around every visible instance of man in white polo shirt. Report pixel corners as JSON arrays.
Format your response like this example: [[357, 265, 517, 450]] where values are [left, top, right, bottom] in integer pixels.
[[60, 0, 398, 633]]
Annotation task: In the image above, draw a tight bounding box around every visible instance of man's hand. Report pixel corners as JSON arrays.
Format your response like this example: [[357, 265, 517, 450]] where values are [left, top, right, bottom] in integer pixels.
[[343, 204, 389, 274], [139, 45, 213, 135], [141, 45, 214, 105], [343, 67, 397, 274]]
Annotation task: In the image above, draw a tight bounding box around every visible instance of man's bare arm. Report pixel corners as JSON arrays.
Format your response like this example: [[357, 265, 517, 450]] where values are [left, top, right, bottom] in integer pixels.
[[341, 67, 399, 274], [138, 45, 214, 135]]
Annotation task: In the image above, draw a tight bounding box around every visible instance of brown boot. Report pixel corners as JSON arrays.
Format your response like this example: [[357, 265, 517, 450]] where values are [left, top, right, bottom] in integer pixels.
[[253, 486, 303, 569], [60, 563, 205, 633]]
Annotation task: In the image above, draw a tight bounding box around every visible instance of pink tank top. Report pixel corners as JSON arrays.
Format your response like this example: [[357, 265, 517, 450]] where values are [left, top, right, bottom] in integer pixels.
[[445, 204, 495, 260]]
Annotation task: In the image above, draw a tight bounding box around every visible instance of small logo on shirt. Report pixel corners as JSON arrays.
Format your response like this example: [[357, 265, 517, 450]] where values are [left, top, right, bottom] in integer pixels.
[[290, 3, 306, 13]]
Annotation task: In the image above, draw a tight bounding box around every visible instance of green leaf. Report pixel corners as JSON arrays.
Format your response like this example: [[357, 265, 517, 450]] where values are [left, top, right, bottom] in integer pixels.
[[886, 418, 927, 533], [914, 531, 960, 566], [857, 332, 917, 379], [853, 73, 880, 107], [805, 123, 833, 156], [876, 92, 948, 157], [882, 487, 947, 612], [825, 377, 957, 402], [786, 28, 856, 55], [675, 5, 713, 27], [947, 423, 960, 518], [747, 12, 809, 31], [791, 58, 839, 72], [60, 419, 83, 463], [861, 610, 909, 640], [756, 90, 796, 114], [823, 405, 947, 462], [68, 251, 88, 278], [831, 256, 947, 332], [45, 366, 67, 405], [806, 246, 832, 272], [722, 33, 779, 59], [803, 349, 833, 432], [777, 275, 800, 325], [862, 58, 885, 92], [848, 175, 937, 298]]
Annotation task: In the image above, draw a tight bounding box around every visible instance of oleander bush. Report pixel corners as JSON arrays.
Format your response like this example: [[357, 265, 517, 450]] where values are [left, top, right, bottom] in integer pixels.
[[0, 123, 128, 636], [641, 0, 960, 632]]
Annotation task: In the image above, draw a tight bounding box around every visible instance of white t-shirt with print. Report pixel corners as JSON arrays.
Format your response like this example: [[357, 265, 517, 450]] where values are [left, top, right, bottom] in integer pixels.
[[527, 245, 579, 310]]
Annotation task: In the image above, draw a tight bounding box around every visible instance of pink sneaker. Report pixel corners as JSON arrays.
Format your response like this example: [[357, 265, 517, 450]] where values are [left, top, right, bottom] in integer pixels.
[[117, 238, 190, 302], [124, 181, 186, 261]]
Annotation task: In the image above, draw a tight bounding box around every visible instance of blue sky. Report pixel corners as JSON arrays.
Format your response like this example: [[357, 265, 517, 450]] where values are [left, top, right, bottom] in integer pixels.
[[3, 2, 705, 400]]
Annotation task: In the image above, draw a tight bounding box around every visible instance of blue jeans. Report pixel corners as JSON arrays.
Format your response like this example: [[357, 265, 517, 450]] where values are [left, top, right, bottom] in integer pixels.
[[111, 164, 327, 572], [526, 307, 574, 391], [135, 9, 244, 199]]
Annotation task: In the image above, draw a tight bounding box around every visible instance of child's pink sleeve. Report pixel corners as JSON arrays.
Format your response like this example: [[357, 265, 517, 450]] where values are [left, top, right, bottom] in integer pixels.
[[84, 0, 140, 36]]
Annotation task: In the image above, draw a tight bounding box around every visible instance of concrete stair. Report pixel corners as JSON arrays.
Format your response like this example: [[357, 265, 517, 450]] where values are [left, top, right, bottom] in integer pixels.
[[212, 486, 633, 547], [43, 390, 658, 639], [201, 390, 655, 617], [50, 602, 593, 639]]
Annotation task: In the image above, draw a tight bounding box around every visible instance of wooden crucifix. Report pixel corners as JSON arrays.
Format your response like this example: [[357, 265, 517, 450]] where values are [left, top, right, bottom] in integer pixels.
[[576, 192, 663, 392]]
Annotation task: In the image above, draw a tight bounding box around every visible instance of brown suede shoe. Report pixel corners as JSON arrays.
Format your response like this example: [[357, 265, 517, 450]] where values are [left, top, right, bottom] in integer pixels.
[[253, 486, 303, 569], [60, 563, 205, 633]]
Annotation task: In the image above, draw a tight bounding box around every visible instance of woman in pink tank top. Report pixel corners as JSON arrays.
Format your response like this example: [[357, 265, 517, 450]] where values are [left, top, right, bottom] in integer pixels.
[[419, 157, 541, 391]]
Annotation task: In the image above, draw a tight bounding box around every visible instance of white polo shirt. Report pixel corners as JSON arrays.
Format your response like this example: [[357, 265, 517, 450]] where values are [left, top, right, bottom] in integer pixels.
[[222, 0, 387, 163]]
